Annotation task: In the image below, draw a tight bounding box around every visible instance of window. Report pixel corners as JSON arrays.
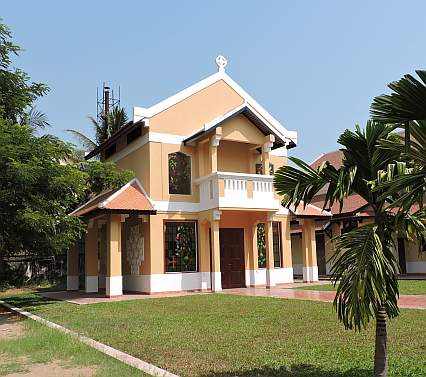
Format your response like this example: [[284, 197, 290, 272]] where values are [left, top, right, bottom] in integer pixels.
[[272, 222, 282, 268], [165, 221, 197, 272], [342, 220, 358, 234], [255, 163, 274, 175], [127, 126, 141, 144], [257, 222, 282, 268], [105, 144, 117, 159], [168, 152, 191, 195], [257, 223, 266, 268]]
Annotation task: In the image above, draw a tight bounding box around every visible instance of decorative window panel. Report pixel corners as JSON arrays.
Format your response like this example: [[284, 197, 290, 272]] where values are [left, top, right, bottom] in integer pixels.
[[165, 221, 197, 272]]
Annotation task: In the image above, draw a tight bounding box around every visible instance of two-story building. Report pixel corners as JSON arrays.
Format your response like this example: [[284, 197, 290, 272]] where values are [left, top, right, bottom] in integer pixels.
[[68, 56, 330, 296]]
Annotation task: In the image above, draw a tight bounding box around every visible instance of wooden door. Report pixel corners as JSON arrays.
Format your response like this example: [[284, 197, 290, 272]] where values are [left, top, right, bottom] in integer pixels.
[[219, 228, 245, 289]]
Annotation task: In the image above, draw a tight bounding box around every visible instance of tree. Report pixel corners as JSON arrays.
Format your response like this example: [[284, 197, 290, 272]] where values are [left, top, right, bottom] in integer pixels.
[[274, 122, 409, 377], [370, 71, 426, 216], [0, 20, 48, 123], [0, 120, 86, 275], [67, 107, 129, 152]]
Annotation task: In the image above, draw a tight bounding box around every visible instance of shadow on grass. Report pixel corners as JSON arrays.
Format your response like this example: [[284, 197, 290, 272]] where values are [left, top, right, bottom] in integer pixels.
[[2, 293, 58, 310], [200, 364, 372, 377]]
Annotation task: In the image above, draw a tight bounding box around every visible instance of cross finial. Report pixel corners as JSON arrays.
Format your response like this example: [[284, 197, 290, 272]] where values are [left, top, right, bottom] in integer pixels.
[[215, 55, 227, 72]]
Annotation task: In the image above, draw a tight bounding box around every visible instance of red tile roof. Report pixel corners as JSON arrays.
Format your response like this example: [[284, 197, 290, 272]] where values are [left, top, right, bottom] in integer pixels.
[[71, 179, 155, 217], [310, 150, 344, 170], [289, 201, 332, 218]]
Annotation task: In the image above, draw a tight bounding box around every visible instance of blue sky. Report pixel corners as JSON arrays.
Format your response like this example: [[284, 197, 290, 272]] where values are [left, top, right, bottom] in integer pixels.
[[2, 1, 426, 162]]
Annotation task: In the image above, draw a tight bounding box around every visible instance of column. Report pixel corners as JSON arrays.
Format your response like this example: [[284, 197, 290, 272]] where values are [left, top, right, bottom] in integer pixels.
[[209, 127, 222, 173], [301, 219, 318, 282], [198, 217, 212, 291], [210, 210, 222, 292], [85, 220, 99, 293], [280, 217, 294, 283], [262, 135, 275, 175], [265, 220, 275, 288], [106, 214, 123, 296], [67, 243, 79, 290]]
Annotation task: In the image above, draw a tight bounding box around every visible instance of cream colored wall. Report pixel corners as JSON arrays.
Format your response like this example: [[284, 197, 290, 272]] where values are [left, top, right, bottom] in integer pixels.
[[115, 143, 150, 194], [149, 80, 244, 136], [221, 115, 266, 144], [217, 140, 253, 174]]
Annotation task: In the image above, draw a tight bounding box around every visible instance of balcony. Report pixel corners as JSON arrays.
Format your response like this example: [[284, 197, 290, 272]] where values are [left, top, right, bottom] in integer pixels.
[[195, 172, 280, 211]]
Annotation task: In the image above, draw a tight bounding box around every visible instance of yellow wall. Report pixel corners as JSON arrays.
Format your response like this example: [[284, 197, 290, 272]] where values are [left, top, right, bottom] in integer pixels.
[[217, 140, 253, 174], [149, 80, 244, 135]]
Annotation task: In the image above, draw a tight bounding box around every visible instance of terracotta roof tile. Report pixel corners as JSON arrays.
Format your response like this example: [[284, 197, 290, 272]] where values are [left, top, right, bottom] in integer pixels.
[[71, 179, 155, 217], [289, 201, 332, 218]]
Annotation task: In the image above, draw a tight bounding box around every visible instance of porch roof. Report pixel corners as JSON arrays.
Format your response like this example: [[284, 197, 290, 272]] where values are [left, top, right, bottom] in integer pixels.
[[289, 201, 332, 218], [70, 178, 156, 218], [183, 104, 295, 149]]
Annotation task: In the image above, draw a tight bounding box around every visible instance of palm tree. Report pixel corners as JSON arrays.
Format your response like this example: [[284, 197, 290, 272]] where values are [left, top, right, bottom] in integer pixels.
[[274, 121, 408, 377], [67, 107, 129, 154], [370, 71, 426, 215]]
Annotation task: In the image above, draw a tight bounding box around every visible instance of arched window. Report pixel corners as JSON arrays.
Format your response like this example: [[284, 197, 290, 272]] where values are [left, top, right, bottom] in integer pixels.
[[168, 152, 191, 195]]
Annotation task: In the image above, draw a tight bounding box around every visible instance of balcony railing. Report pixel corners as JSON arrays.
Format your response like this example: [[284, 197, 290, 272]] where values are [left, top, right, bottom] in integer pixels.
[[195, 172, 280, 211]]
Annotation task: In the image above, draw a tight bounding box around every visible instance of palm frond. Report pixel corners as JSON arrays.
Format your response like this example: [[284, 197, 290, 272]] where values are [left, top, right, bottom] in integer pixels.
[[65, 129, 97, 151], [19, 107, 50, 128], [370, 70, 426, 123], [330, 224, 399, 331]]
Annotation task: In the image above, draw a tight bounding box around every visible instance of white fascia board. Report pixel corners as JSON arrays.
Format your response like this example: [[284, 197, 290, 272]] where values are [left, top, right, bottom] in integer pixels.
[[133, 107, 147, 123], [203, 103, 247, 132], [134, 70, 297, 146]]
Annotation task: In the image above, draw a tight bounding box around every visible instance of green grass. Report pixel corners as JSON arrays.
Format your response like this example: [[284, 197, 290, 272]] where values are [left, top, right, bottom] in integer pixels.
[[2, 291, 426, 377], [296, 280, 426, 295], [0, 306, 147, 376]]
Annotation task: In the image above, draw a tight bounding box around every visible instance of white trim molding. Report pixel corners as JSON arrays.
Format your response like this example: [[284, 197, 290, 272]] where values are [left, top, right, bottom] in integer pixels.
[[67, 275, 79, 291], [266, 269, 276, 287], [85, 276, 99, 293], [303, 266, 319, 282], [245, 268, 293, 286], [106, 276, 123, 296], [123, 272, 211, 293], [211, 271, 222, 292]]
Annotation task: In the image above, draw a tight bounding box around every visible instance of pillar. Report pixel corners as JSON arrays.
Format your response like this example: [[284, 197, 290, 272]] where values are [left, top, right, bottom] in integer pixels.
[[301, 219, 318, 282], [209, 127, 222, 173], [106, 214, 123, 296], [85, 220, 99, 293], [280, 217, 294, 283], [262, 135, 275, 175], [210, 210, 222, 292], [199, 216, 212, 291], [265, 220, 275, 288], [67, 243, 79, 290]]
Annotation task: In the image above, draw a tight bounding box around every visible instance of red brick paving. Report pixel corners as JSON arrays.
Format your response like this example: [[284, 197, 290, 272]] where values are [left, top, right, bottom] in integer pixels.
[[222, 286, 426, 309]]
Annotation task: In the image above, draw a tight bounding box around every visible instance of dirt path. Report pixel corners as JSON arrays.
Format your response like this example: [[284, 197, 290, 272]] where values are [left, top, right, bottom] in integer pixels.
[[0, 307, 96, 377]]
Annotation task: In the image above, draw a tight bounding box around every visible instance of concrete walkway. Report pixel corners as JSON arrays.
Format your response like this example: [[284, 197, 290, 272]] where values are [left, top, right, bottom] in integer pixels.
[[40, 290, 205, 305], [221, 286, 426, 310]]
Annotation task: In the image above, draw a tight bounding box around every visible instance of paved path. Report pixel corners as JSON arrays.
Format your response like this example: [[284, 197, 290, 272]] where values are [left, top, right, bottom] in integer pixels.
[[221, 286, 426, 309], [41, 290, 205, 305]]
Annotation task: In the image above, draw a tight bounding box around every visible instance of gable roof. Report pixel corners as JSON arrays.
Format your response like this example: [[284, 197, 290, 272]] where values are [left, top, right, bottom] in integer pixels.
[[71, 178, 155, 217], [132, 69, 297, 146], [183, 103, 294, 149]]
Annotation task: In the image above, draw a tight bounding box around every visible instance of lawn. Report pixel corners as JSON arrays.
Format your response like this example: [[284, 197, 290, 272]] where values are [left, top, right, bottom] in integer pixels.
[[0, 306, 146, 376], [297, 280, 426, 295], [1, 291, 425, 377]]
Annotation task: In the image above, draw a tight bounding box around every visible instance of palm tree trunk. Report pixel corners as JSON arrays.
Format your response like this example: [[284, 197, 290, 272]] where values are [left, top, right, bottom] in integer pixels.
[[374, 305, 388, 377]]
